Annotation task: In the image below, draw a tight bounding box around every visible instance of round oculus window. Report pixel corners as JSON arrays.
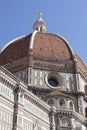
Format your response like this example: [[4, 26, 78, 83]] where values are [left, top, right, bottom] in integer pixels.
[[48, 77, 58, 87], [45, 72, 63, 88]]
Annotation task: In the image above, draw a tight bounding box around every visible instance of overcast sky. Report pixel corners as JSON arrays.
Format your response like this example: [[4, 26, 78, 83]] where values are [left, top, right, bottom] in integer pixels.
[[0, 0, 87, 65]]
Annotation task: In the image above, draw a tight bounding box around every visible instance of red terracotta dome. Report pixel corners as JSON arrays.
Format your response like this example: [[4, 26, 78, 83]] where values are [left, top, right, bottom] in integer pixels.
[[0, 34, 31, 65], [0, 31, 87, 75], [0, 31, 74, 65], [0, 13, 87, 76]]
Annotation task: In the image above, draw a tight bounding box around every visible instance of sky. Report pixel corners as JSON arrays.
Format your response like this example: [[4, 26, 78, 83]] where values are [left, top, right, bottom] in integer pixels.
[[0, 0, 87, 65]]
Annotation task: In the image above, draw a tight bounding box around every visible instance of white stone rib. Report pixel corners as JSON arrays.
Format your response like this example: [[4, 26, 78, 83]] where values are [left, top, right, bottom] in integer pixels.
[[29, 30, 38, 50]]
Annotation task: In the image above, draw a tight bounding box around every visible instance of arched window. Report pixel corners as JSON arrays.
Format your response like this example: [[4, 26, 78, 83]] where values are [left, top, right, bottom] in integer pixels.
[[61, 118, 71, 127], [69, 101, 73, 109], [59, 99, 66, 108], [48, 99, 54, 106], [85, 107, 87, 118]]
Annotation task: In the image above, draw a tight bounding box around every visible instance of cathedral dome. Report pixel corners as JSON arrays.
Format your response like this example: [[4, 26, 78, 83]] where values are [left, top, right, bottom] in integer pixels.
[[0, 13, 87, 130], [0, 31, 87, 75], [0, 13, 87, 78]]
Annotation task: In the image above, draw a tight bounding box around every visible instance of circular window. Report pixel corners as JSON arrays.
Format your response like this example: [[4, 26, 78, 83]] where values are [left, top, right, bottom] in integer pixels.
[[48, 77, 58, 87], [48, 99, 54, 106], [45, 72, 63, 88]]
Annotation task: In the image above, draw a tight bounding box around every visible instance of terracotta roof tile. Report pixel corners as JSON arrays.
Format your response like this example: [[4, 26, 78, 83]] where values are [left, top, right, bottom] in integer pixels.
[[48, 89, 66, 96], [0, 32, 86, 76], [0, 34, 31, 65], [33, 32, 73, 60]]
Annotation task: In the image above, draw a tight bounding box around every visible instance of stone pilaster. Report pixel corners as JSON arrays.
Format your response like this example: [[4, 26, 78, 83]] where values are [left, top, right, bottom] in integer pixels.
[[49, 107, 56, 130]]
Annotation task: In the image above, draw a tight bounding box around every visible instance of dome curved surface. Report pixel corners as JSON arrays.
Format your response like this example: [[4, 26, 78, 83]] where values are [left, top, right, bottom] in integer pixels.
[[0, 34, 31, 65], [32, 32, 74, 61], [0, 31, 87, 75]]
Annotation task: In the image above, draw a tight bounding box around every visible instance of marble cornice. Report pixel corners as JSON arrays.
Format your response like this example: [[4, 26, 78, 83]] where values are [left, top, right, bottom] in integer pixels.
[[56, 109, 86, 125], [0, 66, 60, 115], [3, 57, 28, 72], [0, 66, 27, 90], [0, 66, 17, 88], [32, 57, 74, 73], [78, 67, 87, 82], [0, 66, 50, 113], [24, 89, 50, 113]]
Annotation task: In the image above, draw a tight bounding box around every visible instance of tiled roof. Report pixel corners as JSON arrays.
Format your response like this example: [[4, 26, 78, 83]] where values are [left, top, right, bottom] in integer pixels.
[[33, 32, 73, 60], [48, 89, 66, 96], [0, 34, 31, 65]]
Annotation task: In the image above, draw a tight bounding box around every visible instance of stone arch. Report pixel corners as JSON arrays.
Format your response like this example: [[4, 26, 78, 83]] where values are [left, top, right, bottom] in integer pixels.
[[59, 99, 66, 108], [47, 98, 55, 106], [69, 101, 73, 109], [61, 117, 71, 127]]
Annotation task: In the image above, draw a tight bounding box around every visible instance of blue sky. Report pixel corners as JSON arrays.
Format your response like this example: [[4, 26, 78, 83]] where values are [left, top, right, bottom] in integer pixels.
[[0, 0, 87, 64]]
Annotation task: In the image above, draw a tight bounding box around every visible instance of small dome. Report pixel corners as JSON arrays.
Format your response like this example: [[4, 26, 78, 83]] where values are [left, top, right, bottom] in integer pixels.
[[33, 13, 46, 32]]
